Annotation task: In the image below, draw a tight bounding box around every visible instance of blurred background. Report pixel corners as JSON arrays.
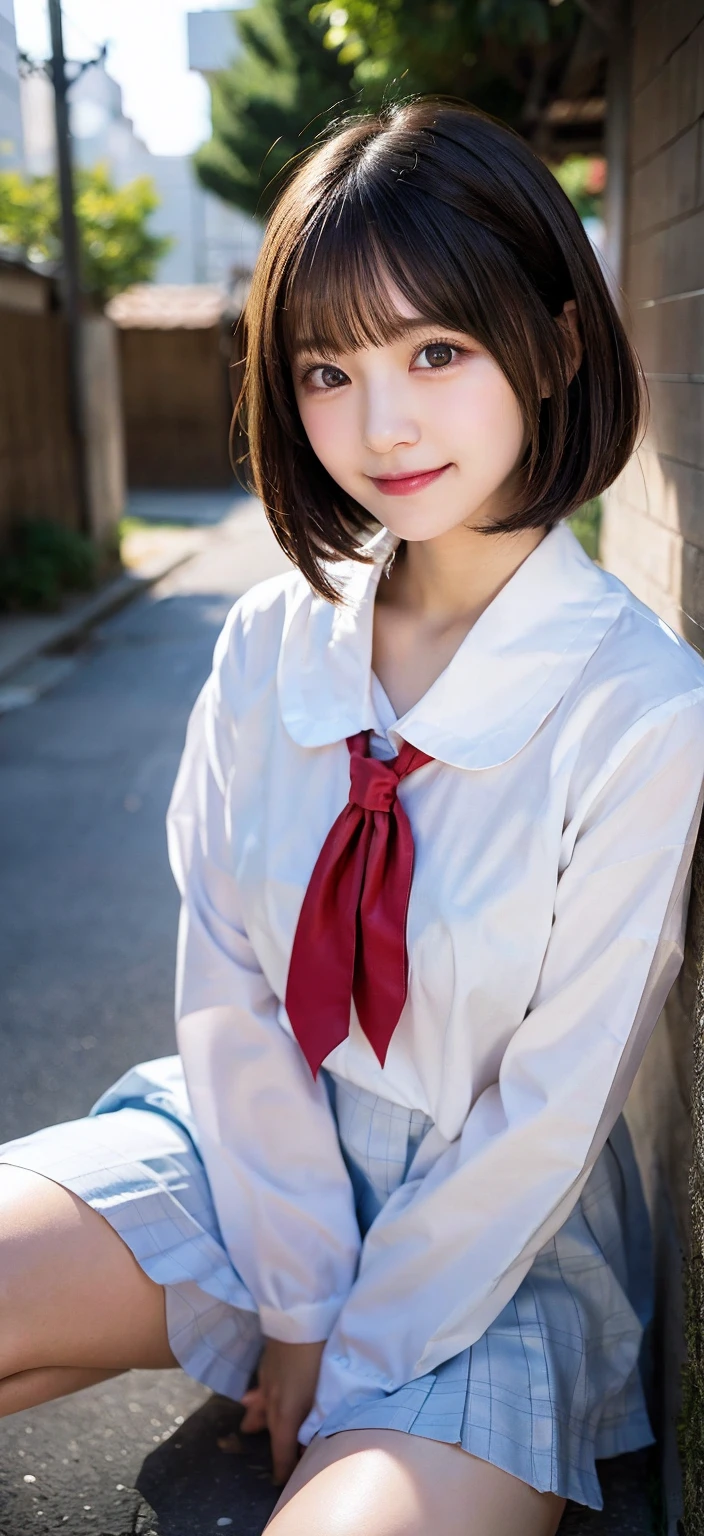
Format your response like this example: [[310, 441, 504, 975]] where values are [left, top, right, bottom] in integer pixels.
[[1, 4, 703, 1535], [0, 0, 612, 578]]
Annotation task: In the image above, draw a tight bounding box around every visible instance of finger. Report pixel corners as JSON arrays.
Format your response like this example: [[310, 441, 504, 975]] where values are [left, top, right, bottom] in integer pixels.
[[239, 1387, 267, 1434], [269, 1420, 300, 1486], [240, 1402, 268, 1434], [241, 1410, 267, 1433]]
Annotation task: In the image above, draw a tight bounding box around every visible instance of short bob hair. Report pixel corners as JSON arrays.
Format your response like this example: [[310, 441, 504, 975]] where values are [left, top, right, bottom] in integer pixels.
[[234, 98, 645, 603]]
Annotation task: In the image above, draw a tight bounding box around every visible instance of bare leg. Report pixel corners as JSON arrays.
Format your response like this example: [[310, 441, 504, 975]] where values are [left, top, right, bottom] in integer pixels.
[[0, 1367, 124, 1416], [266, 1427, 566, 1536], [0, 1164, 177, 1414]]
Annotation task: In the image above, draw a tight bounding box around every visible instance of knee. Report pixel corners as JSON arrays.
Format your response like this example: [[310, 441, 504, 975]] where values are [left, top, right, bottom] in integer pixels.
[[0, 1161, 77, 1271], [0, 1164, 62, 1373], [0, 1161, 56, 1247], [0, 1161, 41, 1256], [265, 1436, 427, 1536]]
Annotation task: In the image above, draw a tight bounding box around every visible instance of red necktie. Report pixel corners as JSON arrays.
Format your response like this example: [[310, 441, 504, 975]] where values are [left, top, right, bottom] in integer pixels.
[[285, 730, 433, 1079]]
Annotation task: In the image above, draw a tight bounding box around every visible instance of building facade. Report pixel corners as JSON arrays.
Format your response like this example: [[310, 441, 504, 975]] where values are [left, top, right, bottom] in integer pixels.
[[19, 28, 261, 286], [0, 0, 23, 170]]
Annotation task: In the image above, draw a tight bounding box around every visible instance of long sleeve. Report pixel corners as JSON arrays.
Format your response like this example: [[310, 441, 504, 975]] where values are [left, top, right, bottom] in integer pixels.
[[299, 689, 704, 1440], [166, 612, 360, 1344]]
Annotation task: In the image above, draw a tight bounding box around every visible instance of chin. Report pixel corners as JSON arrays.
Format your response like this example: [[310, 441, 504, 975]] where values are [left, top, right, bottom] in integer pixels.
[[377, 508, 476, 542]]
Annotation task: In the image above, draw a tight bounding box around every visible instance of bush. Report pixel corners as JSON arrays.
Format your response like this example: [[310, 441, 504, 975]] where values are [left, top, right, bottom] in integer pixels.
[[568, 497, 602, 562], [0, 520, 97, 612]]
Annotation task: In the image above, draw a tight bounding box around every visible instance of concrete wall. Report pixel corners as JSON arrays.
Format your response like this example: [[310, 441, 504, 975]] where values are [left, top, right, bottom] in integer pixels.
[[81, 315, 126, 546], [600, 4, 704, 1530]]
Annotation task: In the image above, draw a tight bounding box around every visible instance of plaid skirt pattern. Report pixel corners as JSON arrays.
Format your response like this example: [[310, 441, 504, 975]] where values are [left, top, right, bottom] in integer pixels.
[[0, 1054, 654, 1509]]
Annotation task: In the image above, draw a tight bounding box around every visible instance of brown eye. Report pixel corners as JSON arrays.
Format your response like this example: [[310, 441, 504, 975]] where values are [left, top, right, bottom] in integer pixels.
[[422, 343, 454, 368]]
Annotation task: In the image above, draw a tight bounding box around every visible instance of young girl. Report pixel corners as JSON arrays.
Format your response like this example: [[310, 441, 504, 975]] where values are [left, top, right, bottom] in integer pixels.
[[2, 100, 704, 1536]]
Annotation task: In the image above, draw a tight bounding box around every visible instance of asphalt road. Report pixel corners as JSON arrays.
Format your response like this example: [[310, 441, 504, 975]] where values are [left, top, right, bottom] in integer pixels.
[[0, 501, 289, 1536], [0, 499, 653, 1535]]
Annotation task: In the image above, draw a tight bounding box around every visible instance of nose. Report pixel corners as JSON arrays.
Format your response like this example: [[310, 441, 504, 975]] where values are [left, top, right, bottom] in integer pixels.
[[361, 379, 421, 456]]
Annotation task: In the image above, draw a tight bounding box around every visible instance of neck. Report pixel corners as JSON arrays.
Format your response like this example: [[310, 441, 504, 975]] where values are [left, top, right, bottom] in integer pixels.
[[385, 522, 548, 628]]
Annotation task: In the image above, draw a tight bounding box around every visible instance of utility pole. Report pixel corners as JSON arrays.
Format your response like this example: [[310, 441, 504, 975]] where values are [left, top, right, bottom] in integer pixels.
[[47, 0, 90, 538]]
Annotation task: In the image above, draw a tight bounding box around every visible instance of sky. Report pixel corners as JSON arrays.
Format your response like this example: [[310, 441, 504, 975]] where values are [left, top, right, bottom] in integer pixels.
[[13, 0, 237, 155]]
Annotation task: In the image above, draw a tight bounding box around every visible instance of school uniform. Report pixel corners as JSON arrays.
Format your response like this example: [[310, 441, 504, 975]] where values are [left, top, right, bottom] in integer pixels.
[[4, 520, 704, 1509]]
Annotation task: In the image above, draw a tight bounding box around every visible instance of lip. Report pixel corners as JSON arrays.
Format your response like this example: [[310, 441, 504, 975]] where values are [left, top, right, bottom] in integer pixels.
[[368, 464, 451, 496]]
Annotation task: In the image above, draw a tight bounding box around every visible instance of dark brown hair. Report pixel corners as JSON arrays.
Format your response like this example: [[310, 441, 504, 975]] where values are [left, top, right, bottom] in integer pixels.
[[233, 99, 646, 603]]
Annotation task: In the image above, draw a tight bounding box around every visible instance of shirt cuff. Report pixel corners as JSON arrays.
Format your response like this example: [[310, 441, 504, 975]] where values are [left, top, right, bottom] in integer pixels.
[[297, 1351, 396, 1444], [258, 1296, 348, 1345]]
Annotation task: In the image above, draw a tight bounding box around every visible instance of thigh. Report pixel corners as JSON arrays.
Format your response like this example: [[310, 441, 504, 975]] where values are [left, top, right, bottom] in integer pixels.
[[266, 1428, 565, 1536], [0, 1164, 177, 1378]]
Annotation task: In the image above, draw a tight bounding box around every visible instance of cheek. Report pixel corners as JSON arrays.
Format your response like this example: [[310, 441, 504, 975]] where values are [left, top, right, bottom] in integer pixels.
[[438, 363, 526, 463], [295, 392, 354, 477]]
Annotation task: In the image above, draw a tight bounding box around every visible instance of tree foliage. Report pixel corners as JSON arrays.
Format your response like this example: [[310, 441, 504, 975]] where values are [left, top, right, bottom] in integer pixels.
[[194, 0, 584, 218], [0, 162, 171, 305], [194, 0, 356, 218], [549, 153, 605, 220], [311, 0, 578, 114]]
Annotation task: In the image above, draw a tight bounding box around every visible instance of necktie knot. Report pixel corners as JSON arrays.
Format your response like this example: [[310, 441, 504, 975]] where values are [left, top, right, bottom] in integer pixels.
[[286, 728, 435, 1078], [349, 752, 398, 813]]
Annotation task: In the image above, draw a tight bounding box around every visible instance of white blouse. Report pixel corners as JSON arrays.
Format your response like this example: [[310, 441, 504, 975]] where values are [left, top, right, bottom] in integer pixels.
[[166, 520, 704, 1444]]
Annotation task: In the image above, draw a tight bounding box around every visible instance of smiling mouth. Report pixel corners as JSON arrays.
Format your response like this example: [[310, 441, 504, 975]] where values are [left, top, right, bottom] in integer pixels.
[[368, 465, 451, 496]]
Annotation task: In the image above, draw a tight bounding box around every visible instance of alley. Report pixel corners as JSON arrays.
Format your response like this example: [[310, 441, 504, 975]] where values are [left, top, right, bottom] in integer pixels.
[[0, 499, 289, 1536]]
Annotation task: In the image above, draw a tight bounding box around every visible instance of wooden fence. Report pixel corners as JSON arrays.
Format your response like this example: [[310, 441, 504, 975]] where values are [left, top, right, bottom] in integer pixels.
[[0, 307, 80, 546], [117, 324, 234, 489]]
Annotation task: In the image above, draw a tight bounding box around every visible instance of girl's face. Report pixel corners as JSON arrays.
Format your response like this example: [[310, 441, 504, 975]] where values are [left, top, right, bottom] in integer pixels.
[[291, 288, 530, 543]]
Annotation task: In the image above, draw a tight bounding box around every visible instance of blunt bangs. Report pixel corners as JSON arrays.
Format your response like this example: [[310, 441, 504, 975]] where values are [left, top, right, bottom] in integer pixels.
[[282, 210, 416, 362], [234, 100, 647, 604], [280, 177, 505, 364], [281, 179, 522, 369]]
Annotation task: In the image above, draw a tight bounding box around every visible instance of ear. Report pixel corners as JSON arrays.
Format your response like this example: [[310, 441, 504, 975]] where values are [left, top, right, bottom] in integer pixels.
[[558, 299, 584, 379], [541, 299, 584, 398]]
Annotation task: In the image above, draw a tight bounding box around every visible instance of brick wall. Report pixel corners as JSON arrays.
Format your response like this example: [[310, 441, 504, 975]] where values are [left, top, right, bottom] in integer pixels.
[[600, 5, 704, 1526], [602, 0, 704, 646]]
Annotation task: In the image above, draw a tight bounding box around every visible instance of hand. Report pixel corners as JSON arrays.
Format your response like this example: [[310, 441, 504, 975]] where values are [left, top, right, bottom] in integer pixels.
[[240, 1336, 325, 1486]]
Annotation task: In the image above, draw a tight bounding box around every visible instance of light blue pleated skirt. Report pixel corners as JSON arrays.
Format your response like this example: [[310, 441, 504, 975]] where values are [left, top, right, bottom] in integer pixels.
[[0, 1055, 654, 1509]]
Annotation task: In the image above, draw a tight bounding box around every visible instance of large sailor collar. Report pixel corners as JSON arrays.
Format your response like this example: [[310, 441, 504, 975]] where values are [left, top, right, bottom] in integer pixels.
[[277, 520, 629, 771]]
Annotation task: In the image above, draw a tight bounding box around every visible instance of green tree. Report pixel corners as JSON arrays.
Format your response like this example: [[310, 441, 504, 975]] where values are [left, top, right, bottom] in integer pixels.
[[312, 0, 579, 120], [195, 0, 584, 218], [0, 162, 171, 305], [194, 0, 357, 218]]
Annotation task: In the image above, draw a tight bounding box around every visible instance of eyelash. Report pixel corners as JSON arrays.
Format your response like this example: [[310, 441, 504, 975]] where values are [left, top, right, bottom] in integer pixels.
[[300, 336, 468, 390], [414, 337, 467, 370]]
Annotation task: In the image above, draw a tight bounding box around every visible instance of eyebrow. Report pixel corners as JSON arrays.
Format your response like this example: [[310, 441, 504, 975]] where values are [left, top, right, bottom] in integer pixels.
[[291, 318, 447, 358]]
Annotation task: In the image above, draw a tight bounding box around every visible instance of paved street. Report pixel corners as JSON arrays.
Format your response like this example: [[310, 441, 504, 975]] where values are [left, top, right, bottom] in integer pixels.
[[0, 497, 652, 1535], [0, 499, 289, 1536]]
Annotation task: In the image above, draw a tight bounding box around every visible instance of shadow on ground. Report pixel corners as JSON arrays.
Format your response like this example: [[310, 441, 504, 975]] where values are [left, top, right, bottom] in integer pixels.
[[0, 1361, 656, 1535], [0, 1368, 279, 1536], [137, 1392, 278, 1535]]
